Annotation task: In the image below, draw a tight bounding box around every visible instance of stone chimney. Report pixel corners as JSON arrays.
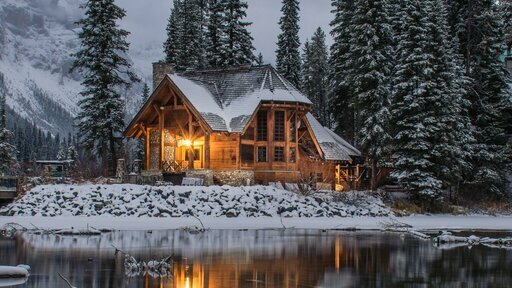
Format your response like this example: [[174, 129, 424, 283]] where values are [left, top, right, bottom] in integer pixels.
[[152, 62, 174, 90]]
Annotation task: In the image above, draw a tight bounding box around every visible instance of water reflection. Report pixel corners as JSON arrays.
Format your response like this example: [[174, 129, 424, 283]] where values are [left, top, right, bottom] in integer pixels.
[[0, 230, 511, 287]]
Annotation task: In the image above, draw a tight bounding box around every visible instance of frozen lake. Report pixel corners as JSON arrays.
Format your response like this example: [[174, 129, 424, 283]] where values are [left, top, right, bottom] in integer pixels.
[[1, 229, 511, 287]]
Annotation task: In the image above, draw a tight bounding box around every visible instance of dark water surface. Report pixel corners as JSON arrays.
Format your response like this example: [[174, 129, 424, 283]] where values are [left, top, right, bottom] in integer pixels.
[[0, 229, 511, 288]]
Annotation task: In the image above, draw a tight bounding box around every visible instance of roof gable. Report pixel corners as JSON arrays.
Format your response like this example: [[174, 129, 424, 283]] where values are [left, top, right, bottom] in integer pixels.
[[305, 113, 361, 161]]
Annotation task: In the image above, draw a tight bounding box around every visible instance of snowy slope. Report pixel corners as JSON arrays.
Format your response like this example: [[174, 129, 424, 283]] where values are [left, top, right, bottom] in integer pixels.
[[0, 0, 151, 136], [0, 184, 391, 218]]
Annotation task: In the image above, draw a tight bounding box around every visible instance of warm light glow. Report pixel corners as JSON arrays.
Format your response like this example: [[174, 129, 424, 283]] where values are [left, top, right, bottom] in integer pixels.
[[183, 139, 192, 147], [185, 276, 190, 288]]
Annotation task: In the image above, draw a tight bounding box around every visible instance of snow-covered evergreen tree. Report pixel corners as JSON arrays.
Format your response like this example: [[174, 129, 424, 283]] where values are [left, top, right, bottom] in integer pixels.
[[220, 0, 255, 66], [426, 0, 474, 194], [164, 0, 205, 71], [0, 89, 17, 175], [276, 0, 301, 87], [391, 0, 444, 204], [451, 0, 512, 196], [328, 0, 356, 143], [141, 83, 150, 106], [301, 28, 330, 127], [71, 0, 138, 176], [349, 0, 394, 187], [206, 0, 225, 67], [56, 144, 67, 161], [164, 0, 182, 66]]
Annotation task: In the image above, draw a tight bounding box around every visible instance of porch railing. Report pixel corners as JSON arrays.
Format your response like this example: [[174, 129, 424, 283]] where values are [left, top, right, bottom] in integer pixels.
[[162, 160, 187, 173]]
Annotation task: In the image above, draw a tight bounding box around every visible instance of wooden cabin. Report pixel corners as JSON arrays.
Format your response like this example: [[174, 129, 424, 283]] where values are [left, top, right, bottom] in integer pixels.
[[124, 64, 361, 189]]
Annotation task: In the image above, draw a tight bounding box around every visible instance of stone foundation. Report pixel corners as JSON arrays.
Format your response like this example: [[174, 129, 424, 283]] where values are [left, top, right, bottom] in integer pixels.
[[185, 169, 214, 186], [213, 170, 255, 186]]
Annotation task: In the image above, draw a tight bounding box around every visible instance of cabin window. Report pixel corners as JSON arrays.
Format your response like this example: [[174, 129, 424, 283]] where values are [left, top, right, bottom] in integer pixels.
[[257, 146, 267, 162], [289, 114, 296, 142], [289, 147, 296, 163], [274, 111, 285, 141], [241, 144, 254, 166], [274, 147, 285, 162], [257, 110, 268, 141]]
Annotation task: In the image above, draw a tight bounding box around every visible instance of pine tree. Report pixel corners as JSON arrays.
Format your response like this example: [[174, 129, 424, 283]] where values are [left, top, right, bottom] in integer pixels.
[[391, 0, 444, 205], [349, 0, 394, 188], [206, 0, 225, 67], [276, 0, 301, 87], [57, 144, 67, 161], [0, 90, 17, 175], [301, 28, 330, 127], [452, 0, 512, 196], [328, 0, 356, 143], [164, 0, 205, 71], [426, 0, 474, 195], [71, 0, 138, 176], [220, 0, 255, 66], [141, 83, 150, 106], [164, 0, 183, 66]]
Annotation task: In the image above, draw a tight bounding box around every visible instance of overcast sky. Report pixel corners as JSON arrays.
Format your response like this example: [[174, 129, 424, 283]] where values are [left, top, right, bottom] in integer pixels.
[[117, 0, 334, 65]]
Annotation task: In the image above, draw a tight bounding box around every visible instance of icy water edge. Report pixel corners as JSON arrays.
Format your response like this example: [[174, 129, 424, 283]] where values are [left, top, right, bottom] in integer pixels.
[[1, 230, 511, 288]]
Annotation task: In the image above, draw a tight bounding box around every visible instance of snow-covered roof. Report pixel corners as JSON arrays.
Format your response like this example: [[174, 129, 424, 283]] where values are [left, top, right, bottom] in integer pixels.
[[125, 65, 358, 161], [305, 113, 361, 161], [170, 65, 312, 133]]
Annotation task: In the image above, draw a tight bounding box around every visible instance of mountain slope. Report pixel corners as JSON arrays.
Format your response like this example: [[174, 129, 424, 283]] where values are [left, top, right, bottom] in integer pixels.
[[0, 0, 147, 137]]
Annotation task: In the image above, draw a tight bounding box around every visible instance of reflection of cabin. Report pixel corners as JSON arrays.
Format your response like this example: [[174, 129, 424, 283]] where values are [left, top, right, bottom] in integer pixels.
[[36, 160, 73, 178], [124, 63, 361, 189]]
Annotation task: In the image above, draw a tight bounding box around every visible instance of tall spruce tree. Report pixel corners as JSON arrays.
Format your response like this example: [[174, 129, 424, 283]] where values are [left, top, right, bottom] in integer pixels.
[[391, 0, 444, 205], [164, 0, 205, 71], [301, 28, 330, 127], [349, 0, 394, 189], [276, 0, 301, 87], [220, 0, 255, 66], [426, 0, 474, 196], [71, 0, 138, 176], [141, 83, 150, 105], [328, 0, 356, 143], [0, 89, 17, 175], [206, 0, 225, 67], [164, 0, 182, 65], [451, 0, 512, 196]]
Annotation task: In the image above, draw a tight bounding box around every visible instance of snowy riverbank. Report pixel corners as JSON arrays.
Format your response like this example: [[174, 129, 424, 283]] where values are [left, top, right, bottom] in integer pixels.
[[1, 184, 511, 232], [0, 184, 390, 218]]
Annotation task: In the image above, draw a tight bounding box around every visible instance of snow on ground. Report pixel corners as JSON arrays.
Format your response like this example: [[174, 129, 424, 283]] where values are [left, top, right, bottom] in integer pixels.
[[0, 184, 511, 232], [0, 184, 390, 218], [1, 215, 512, 231]]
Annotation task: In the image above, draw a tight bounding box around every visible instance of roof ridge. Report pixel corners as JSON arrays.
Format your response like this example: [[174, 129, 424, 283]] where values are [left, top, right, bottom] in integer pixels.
[[180, 64, 272, 75]]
